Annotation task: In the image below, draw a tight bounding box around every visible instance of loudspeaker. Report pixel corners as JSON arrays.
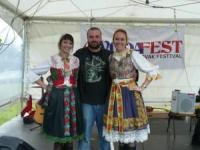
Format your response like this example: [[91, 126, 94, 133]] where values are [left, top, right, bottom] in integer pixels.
[[171, 90, 195, 113], [0, 136, 36, 150]]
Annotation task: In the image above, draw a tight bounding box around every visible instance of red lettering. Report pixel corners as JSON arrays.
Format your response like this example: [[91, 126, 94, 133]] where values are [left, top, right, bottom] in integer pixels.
[[138, 40, 182, 54], [143, 42, 151, 52], [151, 41, 160, 54], [161, 41, 172, 53], [172, 40, 183, 53]]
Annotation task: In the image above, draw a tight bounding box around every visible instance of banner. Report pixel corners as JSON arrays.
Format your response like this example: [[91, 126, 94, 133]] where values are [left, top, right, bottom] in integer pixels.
[[80, 25, 185, 69]]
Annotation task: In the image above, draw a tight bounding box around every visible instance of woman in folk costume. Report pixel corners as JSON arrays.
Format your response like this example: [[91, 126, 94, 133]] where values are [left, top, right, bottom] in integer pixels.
[[28, 34, 83, 150], [103, 29, 160, 150]]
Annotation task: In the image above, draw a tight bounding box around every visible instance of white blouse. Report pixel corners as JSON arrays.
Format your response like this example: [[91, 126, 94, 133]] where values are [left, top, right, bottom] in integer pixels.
[[131, 50, 160, 80], [27, 54, 79, 84]]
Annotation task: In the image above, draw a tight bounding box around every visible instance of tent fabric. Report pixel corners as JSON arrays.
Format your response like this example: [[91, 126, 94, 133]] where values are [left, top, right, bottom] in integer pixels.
[[1, 0, 200, 107], [2, 0, 200, 19], [0, 19, 23, 106], [0, 4, 23, 37], [26, 21, 200, 106]]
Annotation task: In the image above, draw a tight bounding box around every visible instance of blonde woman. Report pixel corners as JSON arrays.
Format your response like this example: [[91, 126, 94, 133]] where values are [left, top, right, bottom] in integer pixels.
[[103, 29, 160, 150]]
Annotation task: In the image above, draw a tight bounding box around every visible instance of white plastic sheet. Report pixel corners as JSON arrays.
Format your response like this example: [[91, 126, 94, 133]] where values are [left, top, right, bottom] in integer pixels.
[[0, 19, 23, 106], [26, 21, 200, 105]]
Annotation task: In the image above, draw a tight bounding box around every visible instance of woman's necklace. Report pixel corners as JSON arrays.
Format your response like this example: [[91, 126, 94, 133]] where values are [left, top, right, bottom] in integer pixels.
[[113, 49, 129, 61], [59, 52, 70, 73]]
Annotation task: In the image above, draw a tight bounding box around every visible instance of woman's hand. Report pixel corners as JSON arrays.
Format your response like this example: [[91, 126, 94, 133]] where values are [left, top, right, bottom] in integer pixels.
[[35, 79, 47, 90], [41, 84, 47, 90], [133, 86, 145, 92]]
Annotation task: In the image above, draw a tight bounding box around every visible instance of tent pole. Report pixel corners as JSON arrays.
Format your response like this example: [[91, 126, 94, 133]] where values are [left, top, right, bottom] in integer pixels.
[[20, 19, 28, 110], [29, 16, 200, 24]]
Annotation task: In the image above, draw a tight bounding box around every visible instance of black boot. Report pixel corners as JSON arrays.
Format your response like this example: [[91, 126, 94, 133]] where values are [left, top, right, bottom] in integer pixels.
[[119, 143, 123, 150], [54, 143, 62, 150], [128, 145, 136, 150], [119, 143, 129, 150], [63, 142, 73, 150]]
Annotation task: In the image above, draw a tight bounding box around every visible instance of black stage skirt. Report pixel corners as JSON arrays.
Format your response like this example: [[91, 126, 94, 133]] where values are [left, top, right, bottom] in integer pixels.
[[43, 86, 83, 143]]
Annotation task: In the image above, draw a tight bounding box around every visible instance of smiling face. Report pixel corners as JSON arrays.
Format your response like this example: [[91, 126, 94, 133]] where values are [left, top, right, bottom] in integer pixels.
[[60, 39, 73, 54], [113, 30, 128, 52], [58, 34, 74, 55]]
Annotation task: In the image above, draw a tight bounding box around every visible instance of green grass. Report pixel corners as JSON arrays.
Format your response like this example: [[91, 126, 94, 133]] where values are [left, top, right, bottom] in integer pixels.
[[0, 100, 171, 126], [0, 101, 21, 126]]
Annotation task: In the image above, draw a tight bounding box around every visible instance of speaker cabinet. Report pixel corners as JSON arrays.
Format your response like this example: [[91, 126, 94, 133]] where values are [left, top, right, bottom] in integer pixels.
[[171, 90, 195, 113], [0, 136, 36, 150]]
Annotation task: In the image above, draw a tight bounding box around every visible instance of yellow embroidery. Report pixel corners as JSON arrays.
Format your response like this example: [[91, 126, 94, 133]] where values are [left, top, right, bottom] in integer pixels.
[[105, 80, 148, 132]]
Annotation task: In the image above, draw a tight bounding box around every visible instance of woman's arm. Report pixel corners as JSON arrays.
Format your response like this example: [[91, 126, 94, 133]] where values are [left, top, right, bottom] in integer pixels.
[[35, 78, 48, 90], [133, 77, 152, 92], [140, 77, 152, 91], [27, 59, 51, 88], [131, 50, 160, 92]]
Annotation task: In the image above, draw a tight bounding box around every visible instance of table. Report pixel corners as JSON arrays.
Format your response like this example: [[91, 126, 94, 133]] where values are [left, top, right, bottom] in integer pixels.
[[166, 111, 196, 139], [147, 111, 168, 119]]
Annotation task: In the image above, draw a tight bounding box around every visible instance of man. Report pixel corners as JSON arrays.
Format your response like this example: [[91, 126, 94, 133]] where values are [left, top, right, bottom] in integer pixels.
[[74, 27, 111, 150]]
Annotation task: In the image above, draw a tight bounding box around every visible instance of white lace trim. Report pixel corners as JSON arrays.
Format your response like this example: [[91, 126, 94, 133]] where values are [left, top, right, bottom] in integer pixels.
[[103, 125, 150, 143], [51, 54, 79, 70]]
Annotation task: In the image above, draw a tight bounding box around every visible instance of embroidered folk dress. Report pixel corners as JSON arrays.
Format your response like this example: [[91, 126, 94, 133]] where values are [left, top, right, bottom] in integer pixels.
[[103, 50, 160, 144], [28, 54, 83, 143]]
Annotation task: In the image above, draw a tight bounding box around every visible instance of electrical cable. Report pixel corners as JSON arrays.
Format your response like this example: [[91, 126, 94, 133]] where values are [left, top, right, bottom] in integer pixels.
[[40, 1, 164, 17], [0, 0, 44, 54], [101, 0, 164, 17], [0, 0, 21, 54], [43, 2, 131, 16], [70, 0, 89, 17], [131, 0, 200, 8], [167, 1, 200, 8], [17, 0, 48, 36], [101, 5, 129, 17]]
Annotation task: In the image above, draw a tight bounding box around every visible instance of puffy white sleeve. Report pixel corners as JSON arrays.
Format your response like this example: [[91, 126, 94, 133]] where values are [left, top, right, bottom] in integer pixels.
[[131, 50, 161, 80], [27, 59, 51, 83]]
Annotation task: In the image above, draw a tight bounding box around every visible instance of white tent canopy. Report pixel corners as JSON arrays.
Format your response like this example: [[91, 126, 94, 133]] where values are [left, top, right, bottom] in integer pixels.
[[2, 0, 200, 19], [1, 0, 200, 107]]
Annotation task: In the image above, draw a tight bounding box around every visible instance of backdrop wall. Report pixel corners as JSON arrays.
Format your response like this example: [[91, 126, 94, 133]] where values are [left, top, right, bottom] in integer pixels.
[[25, 21, 200, 106]]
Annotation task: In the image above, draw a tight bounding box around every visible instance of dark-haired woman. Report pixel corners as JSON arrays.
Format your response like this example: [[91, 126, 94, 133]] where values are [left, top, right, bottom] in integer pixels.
[[28, 34, 83, 150]]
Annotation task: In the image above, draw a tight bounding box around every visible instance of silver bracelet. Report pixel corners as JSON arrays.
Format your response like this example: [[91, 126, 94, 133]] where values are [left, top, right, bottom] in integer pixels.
[[142, 85, 147, 89]]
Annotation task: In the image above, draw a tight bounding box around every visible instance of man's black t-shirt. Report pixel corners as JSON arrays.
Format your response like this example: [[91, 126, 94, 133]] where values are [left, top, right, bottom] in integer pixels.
[[74, 47, 112, 105]]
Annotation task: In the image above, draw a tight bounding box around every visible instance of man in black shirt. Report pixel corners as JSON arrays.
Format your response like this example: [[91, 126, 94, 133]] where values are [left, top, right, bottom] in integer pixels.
[[74, 27, 111, 150]]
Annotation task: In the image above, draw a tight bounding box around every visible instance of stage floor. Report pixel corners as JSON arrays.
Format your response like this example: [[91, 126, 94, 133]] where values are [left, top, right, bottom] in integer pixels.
[[0, 116, 199, 150]]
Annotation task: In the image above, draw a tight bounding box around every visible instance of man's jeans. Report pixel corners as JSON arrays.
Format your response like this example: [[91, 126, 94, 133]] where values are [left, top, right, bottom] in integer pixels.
[[78, 103, 110, 150]]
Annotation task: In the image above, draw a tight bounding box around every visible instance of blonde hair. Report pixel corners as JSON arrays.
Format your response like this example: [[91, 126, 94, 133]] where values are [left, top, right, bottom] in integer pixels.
[[112, 29, 128, 43]]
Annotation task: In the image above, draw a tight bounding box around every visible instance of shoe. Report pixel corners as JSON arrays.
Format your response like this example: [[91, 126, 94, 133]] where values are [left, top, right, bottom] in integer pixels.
[[54, 143, 62, 150], [128, 145, 136, 150], [119, 143, 129, 150], [63, 142, 73, 150]]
